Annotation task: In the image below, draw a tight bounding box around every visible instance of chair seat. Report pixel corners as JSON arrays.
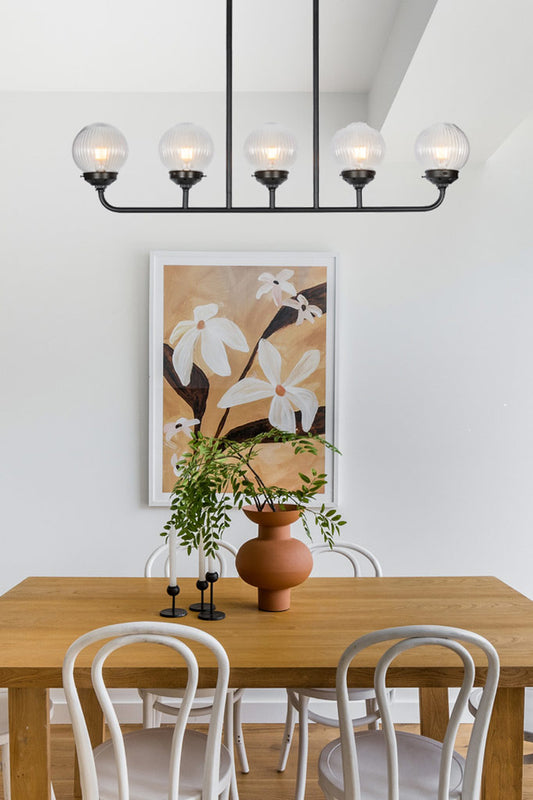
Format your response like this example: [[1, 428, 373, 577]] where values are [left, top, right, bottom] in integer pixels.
[[319, 730, 465, 800], [141, 688, 217, 698], [294, 687, 377, 702], [140, 687, 243, 702], [94, 727, 232, 800]]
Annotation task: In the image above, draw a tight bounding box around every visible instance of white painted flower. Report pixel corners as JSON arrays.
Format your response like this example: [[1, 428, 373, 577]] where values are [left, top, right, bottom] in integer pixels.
[[164, 417, 200, 445], [217, 339, 320, 433], [170, 453, 184, 476], [283, 293, 322, 326], [169, 303, 249, 386], [256, 269, 296, 307]]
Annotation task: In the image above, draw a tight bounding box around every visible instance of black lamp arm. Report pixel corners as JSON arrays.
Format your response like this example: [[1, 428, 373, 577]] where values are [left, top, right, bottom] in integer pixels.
[[96, 186, 447, 214]]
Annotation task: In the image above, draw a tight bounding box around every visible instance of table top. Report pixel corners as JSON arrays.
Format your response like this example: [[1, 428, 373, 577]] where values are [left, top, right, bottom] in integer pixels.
[[1, 576, 533, 689]]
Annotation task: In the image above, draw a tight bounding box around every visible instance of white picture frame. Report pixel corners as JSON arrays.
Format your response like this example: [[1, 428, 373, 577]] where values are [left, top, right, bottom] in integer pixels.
[[149, 251, 337, 506]]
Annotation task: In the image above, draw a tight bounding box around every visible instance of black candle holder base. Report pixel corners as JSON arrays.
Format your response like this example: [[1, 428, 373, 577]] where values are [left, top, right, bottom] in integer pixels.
[[189, 602, 216, 612], [198, 608, 226, 620], [160, 607, 187, 618], [160, 584, 187, 618]]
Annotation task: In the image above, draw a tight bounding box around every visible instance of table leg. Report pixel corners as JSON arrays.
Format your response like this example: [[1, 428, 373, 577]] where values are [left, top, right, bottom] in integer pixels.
[[8, 688, 51, 800], [73, 688, 105, 799], [419, 687, 448, 741], [481, 686, 524, 800]]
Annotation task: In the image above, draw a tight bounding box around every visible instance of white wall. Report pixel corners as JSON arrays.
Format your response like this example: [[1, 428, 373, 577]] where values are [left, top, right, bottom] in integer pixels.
[[1, 92, 532, 606]]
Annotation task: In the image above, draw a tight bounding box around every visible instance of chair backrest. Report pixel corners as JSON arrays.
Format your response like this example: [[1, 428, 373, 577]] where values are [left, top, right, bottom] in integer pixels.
[[310, 541, 383, 577], [336, 625, 499, 800], [63, 621, 230, 800], [144, 540, 238, 578]]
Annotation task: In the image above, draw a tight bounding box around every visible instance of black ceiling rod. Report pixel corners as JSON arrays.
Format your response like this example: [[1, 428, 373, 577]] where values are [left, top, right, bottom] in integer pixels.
[[313, 0, 320, 209], [226, 0, 233, 209]]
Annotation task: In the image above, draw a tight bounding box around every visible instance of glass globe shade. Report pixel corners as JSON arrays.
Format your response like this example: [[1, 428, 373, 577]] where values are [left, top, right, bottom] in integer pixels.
[[244, 123, 297, 170], [414, 123, 470, 170], [159, 123, 214, 172], [331, 122, 385, 170], [72, 123, 128, 173]]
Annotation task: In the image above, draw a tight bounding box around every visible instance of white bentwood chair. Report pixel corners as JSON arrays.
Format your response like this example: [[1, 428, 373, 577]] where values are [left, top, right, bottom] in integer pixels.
[[278, 542, 385, 800], [469, 685, 533, 764], [141, 541, 248, 799], [0, 690, 56, 800], [318, 625, 500, 800], [63, 621, 233, 800]]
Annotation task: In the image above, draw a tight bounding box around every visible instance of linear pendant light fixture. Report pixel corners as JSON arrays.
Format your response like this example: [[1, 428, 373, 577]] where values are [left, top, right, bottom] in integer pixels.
[[72, 0, 470, 215]]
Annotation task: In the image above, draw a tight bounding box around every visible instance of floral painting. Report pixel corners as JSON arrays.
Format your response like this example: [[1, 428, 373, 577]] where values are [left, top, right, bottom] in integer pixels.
[[149, 252, 336, 505]]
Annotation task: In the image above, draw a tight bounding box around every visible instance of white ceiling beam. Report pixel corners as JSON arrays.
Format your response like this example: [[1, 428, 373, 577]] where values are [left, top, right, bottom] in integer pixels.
[[380, 0, 533, 163], [368, 0, 437, 131]]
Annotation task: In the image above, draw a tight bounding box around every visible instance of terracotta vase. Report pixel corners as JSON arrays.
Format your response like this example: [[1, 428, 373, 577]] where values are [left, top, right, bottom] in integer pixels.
[[236, 504, 313, 612]]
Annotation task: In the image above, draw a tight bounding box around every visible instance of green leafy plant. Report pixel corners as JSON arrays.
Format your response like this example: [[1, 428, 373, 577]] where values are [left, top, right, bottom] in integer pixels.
[[162, 429, 345, 555]]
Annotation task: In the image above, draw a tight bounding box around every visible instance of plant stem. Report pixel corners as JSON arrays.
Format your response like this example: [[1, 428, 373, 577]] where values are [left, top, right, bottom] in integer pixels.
[[224, 440, 276, 511]]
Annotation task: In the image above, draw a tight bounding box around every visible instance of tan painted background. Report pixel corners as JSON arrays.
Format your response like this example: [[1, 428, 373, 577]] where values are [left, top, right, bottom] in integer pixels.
[[162, 262, 329, 493]]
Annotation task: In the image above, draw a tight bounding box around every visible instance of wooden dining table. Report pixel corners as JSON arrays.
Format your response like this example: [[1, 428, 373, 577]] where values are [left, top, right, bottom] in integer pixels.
[[1, 574, 532, 800]]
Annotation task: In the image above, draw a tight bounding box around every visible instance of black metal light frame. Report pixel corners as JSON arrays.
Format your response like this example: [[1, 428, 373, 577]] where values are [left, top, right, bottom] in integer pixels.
[[84, 0, 458, 215]]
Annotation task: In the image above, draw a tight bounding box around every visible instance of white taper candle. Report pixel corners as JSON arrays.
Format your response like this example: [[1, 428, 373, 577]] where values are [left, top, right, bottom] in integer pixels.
[[168, 530, 178, 587], [198, 534, 206, 580]]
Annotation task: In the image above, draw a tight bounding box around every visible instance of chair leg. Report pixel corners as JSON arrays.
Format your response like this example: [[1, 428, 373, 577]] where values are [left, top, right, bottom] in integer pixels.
[[224, 690, 239, 800], [142, 692, 156, 728], [294, 694, 310, 800], [366, 698, 379, 731], [233, 693, 249, 774], [278, 690, 297, 772], [221, 785, 231, 800], [1, 742, 10, 800]]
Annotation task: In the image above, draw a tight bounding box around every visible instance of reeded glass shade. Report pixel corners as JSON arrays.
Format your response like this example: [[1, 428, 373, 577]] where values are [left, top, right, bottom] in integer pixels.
[[244, 123, 297, 170], [159, 123, 214, 172], [332, 122, 385, 170], [72, 123, 128, 173], [415, 123, 470, 170]]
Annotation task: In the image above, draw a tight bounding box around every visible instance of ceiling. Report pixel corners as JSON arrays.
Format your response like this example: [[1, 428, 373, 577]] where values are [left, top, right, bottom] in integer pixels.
[[1, 0, 532, 162], [1, 0, 406, 93]]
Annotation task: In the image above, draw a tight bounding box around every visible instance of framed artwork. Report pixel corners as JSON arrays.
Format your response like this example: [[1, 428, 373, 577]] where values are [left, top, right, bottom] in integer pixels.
[[149, 251, 337, 506]]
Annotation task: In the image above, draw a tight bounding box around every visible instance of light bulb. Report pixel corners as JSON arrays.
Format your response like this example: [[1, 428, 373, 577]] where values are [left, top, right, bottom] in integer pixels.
[[415, 123, 470, 171], [244, 124, 297, 171], [72, 123, 128, 173], [94, 147, 108, 164], [331, 123, 385, 170], [434, 147, 450, 165], [265, 147, 281, 164], [179, 147, 194, 165], [352, 146, 368, 162], [159, 123, 214, 172]]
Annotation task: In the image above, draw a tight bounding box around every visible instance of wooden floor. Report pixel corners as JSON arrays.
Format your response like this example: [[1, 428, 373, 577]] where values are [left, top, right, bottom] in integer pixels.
[[5, 723, 533, 799]]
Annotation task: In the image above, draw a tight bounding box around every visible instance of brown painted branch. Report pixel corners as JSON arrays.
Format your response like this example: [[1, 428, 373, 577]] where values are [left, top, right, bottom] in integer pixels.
[[224, 407, 326, 441], [163, 344, 209, 424]]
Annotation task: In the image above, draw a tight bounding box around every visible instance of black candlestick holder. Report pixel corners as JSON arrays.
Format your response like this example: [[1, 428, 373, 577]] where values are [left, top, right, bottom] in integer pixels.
[[160, 584, 187, 618], [189, 579, 216, 613], [198, 572, 225, 620]]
